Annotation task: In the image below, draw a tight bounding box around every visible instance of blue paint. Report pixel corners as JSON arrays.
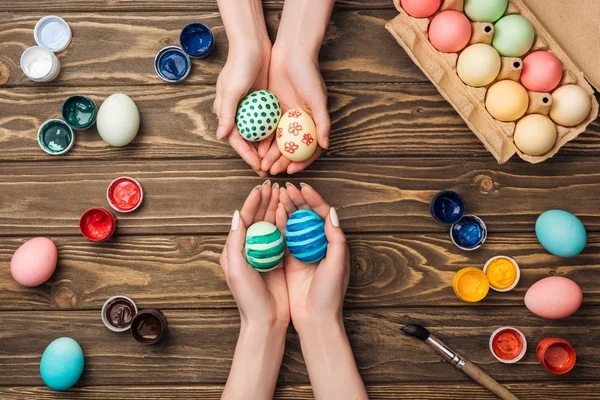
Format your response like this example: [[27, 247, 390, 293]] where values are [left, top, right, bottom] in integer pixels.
[[430, 190, 465, 224], [154, 46, 191, 82], [451, 215, 487, 251], [286, 209, 328, 263], [180, 23, 215, 59]]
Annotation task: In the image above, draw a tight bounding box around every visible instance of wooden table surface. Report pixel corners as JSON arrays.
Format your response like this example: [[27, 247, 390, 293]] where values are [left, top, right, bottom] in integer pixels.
[[1, 1, 599, 399]]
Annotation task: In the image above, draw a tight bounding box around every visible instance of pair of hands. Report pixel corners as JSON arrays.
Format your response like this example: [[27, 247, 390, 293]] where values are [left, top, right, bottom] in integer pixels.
[[220, 180, 349, 333], [214, 31, 330, 177]]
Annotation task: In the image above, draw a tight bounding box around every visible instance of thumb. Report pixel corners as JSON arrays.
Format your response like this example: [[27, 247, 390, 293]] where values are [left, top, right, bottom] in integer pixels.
[[303, 77, 330, 150], [324, 207, 347, 271], [217, 89, 245, 139]]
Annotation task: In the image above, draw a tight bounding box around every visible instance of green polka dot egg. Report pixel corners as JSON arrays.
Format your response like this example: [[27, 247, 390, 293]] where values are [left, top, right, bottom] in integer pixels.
[[245, 221, 284, 272], [236, 90, 281, 142]]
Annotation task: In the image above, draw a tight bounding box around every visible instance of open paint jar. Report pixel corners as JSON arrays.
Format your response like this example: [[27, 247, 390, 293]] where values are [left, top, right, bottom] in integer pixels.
[[107, 177, 144, 213], [489, 327, 527, 363], [101, 296, 138, 332], [20, 46, 61, 82], [180, 23, 215, 59], [536, 338, 576, 374], [453, 267, 489, 302], [483, 256, 520, 292], [79, 207, 117, 241], [62, 95, 98, 130], [37, 119, 74, 155], [131, 309, 168, 345], [154, 46, 191, 82]]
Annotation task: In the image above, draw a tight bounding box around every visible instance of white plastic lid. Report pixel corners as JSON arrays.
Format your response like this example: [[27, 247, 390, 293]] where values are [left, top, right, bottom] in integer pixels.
[[34, 16, 72, 52]]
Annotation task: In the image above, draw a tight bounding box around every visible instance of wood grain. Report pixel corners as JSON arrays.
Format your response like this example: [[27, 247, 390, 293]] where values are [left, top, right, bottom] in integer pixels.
[[1, 233, 599, 311], [2, 383, 600, 399], [0, 308, 598, 386], [0, 10, 421, 88], [2, 158, 600, 236], [1, 86, 599, 161]]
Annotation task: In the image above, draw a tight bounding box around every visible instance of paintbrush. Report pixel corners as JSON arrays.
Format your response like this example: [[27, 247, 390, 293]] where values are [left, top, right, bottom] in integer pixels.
[[402, 324, 519, 400]]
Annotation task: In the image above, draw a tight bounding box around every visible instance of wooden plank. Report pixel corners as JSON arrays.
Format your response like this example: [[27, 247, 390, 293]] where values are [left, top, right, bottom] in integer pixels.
[[2, 382, 600, 399], [2, 158, 600, 236], [1, 233, 599, 311], [0, 308, 597, 385], [2, 86, 599, 162], [0, 10, 421, 88]]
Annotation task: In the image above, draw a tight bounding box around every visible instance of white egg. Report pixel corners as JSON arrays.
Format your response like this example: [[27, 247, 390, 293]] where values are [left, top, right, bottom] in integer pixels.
[[276, 109, 318, 162], [97, 93, 140, 147]]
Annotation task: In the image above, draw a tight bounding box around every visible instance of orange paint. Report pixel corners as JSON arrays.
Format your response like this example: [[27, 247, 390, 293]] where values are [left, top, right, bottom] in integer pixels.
[[453, 267, 489, 302], [491, 329, 523, 360], [536, 338, 576, 374]]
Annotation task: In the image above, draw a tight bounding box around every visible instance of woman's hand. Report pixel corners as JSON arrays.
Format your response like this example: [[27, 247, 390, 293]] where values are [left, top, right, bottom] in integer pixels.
[[221, 181, 290, 399], [215, 0, 272, 177]]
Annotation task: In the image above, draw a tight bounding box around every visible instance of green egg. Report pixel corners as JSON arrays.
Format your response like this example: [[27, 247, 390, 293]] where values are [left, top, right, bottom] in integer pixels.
[[464, 0, 508, 23], [235, 90, 281, 142], [492, 14, 535, 57]]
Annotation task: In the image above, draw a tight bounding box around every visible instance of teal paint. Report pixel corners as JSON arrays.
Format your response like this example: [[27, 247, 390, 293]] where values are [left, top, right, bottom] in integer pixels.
[[38, 119, 74, 155], [245, 221, 285, 271], [62, 95, 97, 130]]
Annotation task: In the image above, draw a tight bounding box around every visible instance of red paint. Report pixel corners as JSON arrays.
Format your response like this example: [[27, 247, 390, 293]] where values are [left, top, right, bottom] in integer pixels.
[[492, 329, 523, 360], [536, 338, 576, 374], [107, 177, 143, 212], [79, 207, 117, 241]]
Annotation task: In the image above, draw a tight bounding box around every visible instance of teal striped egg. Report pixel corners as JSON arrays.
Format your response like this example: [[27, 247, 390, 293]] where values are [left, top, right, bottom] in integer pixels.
[[245, 221, 284, 272], [285, 209, 328, 263], [236, 90, 281, 142]]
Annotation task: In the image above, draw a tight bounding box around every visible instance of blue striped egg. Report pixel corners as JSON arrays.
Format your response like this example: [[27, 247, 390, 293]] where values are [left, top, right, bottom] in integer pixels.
[[286, 209, 328, 263], [245, 221, 284, 272]]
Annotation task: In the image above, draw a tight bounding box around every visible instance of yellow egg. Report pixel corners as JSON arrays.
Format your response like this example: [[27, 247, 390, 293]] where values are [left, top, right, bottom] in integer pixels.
[[457, 44, 501, 87], [276, 109, 317, 162], [485, 80, 529, 122], [514, 114, 557, 156], [550, 85, 592, 127]]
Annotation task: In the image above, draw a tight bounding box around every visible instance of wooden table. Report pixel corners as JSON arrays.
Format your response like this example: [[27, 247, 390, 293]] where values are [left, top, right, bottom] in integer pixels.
[[1, 1, 599, 399]]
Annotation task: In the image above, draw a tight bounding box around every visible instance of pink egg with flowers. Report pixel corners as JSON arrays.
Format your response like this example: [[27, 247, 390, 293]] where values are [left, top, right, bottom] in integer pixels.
[[10, 237, 57, 287]]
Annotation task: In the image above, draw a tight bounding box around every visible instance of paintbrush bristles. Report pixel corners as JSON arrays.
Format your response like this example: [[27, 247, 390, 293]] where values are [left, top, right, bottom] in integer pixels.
[[401, 324, 431, 341]]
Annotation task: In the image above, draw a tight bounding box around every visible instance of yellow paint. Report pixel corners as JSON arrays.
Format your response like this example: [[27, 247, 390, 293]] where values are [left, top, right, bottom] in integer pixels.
[[453, 267, 489, 302], [485, 257, 518, 290]]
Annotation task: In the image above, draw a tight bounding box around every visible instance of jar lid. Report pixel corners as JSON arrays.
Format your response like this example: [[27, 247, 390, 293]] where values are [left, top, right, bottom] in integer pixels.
[[107, 177, 144, 213], [34, 16, 72, 52], [62, 95, 98, 130], [180, 23, 215, 59], [453, 267, 490, 302], [154, 46, 191, 83], [430, 190, 465, 225], [37, 119, 74, 155], [79, 207, 117, 241], [131, 309, 168, 345], [101, 296, 138, 332]]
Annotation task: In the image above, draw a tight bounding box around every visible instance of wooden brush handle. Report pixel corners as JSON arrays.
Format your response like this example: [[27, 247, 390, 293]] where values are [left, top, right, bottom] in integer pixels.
[[462, 361, 519, 400]]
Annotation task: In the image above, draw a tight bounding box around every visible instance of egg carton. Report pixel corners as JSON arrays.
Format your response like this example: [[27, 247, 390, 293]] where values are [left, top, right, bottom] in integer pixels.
[[386, 0, 599, 163]]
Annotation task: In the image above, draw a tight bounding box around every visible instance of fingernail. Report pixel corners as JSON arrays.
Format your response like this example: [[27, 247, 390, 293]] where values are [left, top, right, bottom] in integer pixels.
[[253, 184, 262, 192], [263, 179, 271, 187], [300, 182, 312, 189], [216, 126, 226, 139], [273, 182, 279, 189], [330, 207, 340, 228], [286, 182, 296, 189], [322, 137, 329, 150], [231, 210, 240, 231]]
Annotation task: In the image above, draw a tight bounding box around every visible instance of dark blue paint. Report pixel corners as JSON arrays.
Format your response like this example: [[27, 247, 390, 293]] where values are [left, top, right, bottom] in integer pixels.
[[451, 215, 487, 250], [430, 190, 465, 224], [180, 23, 215, 59], [155, 46, 191, 82]]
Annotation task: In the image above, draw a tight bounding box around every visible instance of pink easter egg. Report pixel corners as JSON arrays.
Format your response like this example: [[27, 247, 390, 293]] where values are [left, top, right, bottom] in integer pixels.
[[400, 0, 442, 18], [521, 51, 563, 92], [10, 237, 57, 287], [429, 10, 472, 53]]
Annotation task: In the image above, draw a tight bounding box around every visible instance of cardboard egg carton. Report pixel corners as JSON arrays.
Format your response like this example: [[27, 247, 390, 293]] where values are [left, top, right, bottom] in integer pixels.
[[386, 0, 599, 163]]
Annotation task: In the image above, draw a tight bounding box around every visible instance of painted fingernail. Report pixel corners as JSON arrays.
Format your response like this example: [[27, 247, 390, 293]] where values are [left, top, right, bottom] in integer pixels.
[[253, 184, 262, 192], [330, 207, 340, 228], [272, 182, 279, 189], [300, 182, 312, 189], [216, 126, 226, 139], [286, 182, 296, 189], [322, 137, 329, 149], [231, 210, 240, 231], [263, 179, 271, 187]]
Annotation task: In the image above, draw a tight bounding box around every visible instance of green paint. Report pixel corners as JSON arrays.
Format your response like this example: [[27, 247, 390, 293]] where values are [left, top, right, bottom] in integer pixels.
[[38, 119, 74, 155], [62, 95, 97, 130], [245, 222, 285, 272], [236, 90, 281, 142]]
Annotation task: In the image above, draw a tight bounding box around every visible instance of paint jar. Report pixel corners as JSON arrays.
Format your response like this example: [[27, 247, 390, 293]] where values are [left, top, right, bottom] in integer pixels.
[[483, 256, 520, 292], [536, 338, 576, 374], [20, 46, 61, 82], [62, 95, 98, 130], [101, 296, 138, 332], [453, 267, 489, 302], [450, 214, 487, 251], [107, 177, 144, 213], [37, 119, 74, 155], [489, 327, 527, 363], [154, 46, 191, 83], [180, 23, 215, 59], [34, 16, 72, 52], [79, 207, 117, 242], [131, 309, 168, 345], [430, 190, 465, 224]]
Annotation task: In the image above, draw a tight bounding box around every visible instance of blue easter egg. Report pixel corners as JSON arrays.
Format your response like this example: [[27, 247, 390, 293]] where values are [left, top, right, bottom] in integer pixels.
[[245, 221, 284, 272], [536, 210, 586, 257], [40, 337, 84, 391], [286, 209, 328, 263]]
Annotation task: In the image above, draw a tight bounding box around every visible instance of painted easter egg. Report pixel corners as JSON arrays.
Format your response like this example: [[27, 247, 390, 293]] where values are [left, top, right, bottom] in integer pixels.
[[285, 209, 328, 263], [550, 85, 592, 127], [535, 210, 586, 257], [400, 0, 442, 18], [245, 221, 284, 272], [456, 44, 501, 87], [525, 277, 582, 319], [521, 51, 563, 93], [276, 109, 318, 162], [485, 80, 529, 122], [236, 90, 281, 142], [96, 93, 140, 147], [40, 337, 84, 391], [514, 114, 557, 156], [428, 10, 472, 53], [464, 0, 508, 23], [10, 237, 57, 287], [492, 14, 535, 57]]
